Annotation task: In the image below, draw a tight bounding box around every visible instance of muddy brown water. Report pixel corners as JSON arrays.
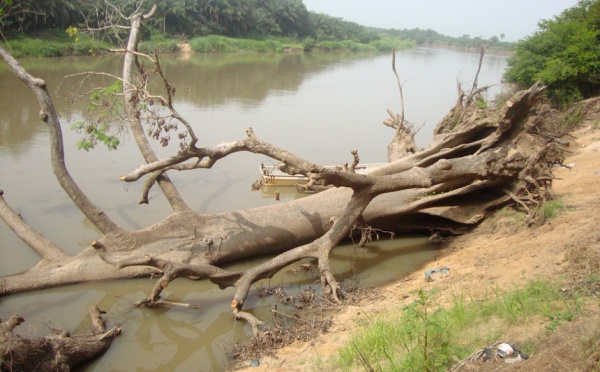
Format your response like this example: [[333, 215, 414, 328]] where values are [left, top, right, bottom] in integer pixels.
[[0, 48, 507, 370]]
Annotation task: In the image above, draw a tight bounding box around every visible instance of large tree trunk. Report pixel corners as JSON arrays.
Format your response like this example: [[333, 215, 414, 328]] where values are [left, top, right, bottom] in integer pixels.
[[0, 82, 549, 296]]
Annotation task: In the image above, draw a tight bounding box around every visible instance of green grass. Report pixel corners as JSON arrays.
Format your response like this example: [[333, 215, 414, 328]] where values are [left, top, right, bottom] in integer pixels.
[[189, 35, 286, 53], [337, 280, 584, 371], [234, 38, 285, 52], [138, 35, 180, 54], [2, 29, 182, 57], [4, 30, 416, 57], [1, 36, 111, 57], [543, 199, 564, 219], [369, 38, 415, 52], [189, 35, 415, 54]]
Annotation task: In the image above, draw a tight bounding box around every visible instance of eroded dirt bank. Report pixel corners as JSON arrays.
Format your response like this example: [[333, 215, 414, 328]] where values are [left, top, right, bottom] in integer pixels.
[[236, 101, 600, 371]]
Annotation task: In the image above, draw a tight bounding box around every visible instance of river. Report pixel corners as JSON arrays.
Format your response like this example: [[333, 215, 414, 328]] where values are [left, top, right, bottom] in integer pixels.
[[0, 48, 507, 370]]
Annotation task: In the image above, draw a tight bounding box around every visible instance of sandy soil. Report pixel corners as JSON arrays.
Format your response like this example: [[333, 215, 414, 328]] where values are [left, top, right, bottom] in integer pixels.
[[236, 100, 600, 371], [177, 43, 193, 61]]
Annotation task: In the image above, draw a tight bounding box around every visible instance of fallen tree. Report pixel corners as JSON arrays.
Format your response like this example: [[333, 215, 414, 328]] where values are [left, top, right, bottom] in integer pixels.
[[0, 3, 560, 337]]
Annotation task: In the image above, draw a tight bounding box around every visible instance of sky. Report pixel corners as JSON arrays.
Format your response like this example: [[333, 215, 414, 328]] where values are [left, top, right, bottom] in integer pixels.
[[302, 0, 581, 42]]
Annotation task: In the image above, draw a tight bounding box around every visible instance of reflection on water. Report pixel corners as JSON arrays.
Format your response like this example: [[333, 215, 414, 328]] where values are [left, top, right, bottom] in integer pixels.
[[0, 48, 506, 370]]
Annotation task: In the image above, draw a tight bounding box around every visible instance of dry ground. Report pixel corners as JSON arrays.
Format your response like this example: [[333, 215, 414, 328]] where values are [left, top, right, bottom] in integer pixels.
[[236, 101, 600, 371]]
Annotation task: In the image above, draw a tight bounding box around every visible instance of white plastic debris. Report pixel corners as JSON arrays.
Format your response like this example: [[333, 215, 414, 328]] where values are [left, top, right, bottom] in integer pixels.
[[497, 343, 514, 358]]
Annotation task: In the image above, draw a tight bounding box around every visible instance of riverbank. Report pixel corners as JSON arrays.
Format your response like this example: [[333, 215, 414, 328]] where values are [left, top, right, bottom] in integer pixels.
[[418, 42, 514, 56], [4, 31, 517, 59], [0, 31, 180, 57], [235, 99, 600, 371], [0, 31, 414, 58]]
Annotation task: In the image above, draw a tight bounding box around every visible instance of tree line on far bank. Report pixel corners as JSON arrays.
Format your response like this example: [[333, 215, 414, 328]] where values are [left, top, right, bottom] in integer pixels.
[[1, 0, 506, 52], [0, 0, 376, 42], [1, 0, 598, 107]]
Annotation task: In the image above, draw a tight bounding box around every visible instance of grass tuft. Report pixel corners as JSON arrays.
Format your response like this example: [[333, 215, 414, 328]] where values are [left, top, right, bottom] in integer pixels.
[[543, 199, 564, 219]]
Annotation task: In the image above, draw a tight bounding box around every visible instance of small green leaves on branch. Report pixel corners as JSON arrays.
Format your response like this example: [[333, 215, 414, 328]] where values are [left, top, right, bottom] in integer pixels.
[[69, 80, 124, 151], [71, 121, 120, 151]]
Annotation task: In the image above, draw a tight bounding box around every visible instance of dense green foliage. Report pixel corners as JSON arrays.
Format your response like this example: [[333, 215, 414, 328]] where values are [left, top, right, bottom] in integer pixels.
[[0, 0, 398, 56], [504, 0, 600, 106], [309, 11, 378, 43], [1, 35, 110, 57], [0, 0, 82, 31], [1, 0, 422, 57], [142, 0, 312, 38], [0, 0, 378, 43], [374, 27, 513, 50]]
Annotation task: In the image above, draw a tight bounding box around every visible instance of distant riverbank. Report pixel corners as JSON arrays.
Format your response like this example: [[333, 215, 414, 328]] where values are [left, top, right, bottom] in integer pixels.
[[420, 41, 514, 56], [1, 31, 415, 58]]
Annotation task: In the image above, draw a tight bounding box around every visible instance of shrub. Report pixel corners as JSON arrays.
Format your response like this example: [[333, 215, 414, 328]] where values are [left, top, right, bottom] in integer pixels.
[[503, 1, 600, 106], [189, 35, 236, 53], [370, 38, 415, 52], [315, 40, 346, 51], [301, 37, 317, 52], [138, 35, 179, 54], [1, 36, 110, 57]]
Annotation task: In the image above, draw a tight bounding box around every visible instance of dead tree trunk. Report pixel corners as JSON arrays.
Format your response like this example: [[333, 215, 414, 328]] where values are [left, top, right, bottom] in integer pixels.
[[121, 6, 189, 213], [385, 49, 421, 161], [0, 306, 120, 371]]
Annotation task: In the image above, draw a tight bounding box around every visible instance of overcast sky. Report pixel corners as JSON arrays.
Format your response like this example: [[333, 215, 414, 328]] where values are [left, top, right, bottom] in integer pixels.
[[302, 0, 580, 42]]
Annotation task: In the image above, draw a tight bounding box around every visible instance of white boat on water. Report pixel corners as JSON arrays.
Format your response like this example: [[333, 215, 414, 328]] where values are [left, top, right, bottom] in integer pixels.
[[259, 162, 386, 187]]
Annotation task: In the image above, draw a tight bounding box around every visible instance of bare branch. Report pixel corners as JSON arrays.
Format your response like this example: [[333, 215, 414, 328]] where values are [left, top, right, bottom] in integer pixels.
[[152, 54, 199, 146], [465, 46, 485, 103], [121, 127, 311, 182], [107, 48, 156, 62], [0, 191, 70, 261], [119, 4, 189, 212], [391, 48, 406, 137], [233, 308, 264, 336], [0, 44, 129, 238]]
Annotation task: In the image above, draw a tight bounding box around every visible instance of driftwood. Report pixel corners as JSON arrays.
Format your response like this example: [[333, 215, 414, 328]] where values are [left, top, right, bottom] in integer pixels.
[[0, 306, 120, 371]]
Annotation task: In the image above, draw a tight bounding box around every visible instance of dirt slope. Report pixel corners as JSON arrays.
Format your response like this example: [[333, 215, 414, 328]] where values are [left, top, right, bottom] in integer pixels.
[[237, 100, 600, 371]]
